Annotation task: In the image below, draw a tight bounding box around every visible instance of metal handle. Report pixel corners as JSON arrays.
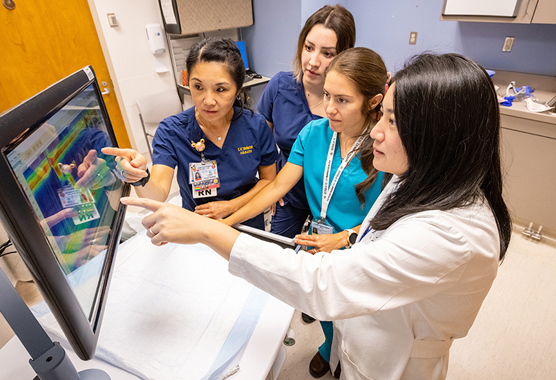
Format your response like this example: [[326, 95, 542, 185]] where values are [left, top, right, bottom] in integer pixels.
[[524, 0, 532, 15], [102, 88, 110, 95]]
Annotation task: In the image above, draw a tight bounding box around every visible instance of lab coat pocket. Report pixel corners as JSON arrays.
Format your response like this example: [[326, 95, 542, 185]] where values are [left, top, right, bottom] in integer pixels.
[[340, 342, 375, 380]]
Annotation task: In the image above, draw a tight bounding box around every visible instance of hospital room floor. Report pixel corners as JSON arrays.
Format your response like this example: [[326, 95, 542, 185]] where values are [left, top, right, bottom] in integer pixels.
[[2, 192, 556, 379]]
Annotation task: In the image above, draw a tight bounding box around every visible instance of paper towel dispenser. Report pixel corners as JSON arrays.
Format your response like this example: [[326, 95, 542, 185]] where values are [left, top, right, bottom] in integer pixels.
[[158, 0, 253, 35], [146, 24, 165, 55]]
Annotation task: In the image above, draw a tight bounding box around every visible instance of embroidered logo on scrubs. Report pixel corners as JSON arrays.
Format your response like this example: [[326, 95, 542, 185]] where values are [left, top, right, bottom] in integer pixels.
[[237, 145, 253, 155]]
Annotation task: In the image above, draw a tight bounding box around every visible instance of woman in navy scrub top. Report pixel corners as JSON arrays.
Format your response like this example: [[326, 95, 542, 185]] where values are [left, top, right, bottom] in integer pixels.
[[103, 38, 277, 230], [257, 4, 356, 238]]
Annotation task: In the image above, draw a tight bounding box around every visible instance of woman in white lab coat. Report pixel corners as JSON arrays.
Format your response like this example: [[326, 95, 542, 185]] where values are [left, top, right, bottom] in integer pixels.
[[122, 53, 512, 380]]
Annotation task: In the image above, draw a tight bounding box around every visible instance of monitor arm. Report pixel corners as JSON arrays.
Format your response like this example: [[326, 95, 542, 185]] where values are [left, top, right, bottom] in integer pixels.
[[0, 267, 110, 380]]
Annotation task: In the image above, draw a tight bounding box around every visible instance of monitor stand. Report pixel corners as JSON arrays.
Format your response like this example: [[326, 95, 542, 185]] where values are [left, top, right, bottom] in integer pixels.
[[0, 267, 110, 380]]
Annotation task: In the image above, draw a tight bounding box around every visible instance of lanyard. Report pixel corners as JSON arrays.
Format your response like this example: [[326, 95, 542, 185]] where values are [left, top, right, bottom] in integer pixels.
[[359, 181, 400, 242], [360, 224, 374, 240], [320, 132, 365, 220]]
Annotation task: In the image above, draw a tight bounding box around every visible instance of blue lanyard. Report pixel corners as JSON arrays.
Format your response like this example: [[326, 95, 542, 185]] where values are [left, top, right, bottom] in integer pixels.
[[360, 224, 374, 240], [359, 181, 400, 242]]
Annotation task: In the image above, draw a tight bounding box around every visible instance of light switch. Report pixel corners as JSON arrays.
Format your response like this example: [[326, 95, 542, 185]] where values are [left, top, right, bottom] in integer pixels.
[[502, 37, 515, 52], [409, 32, 417, 45], [107, 13, 118, 27]]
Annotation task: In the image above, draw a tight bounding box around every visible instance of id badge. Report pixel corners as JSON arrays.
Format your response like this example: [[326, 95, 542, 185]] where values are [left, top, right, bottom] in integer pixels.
[[310, 219, 334, 235], [72, 203, 101, 225], [57, 186, 100, 225], [189, 160, 220, 185], [192, 180, 219, 198], [190, 160, 220, 199], [58, 185, 94, 207]]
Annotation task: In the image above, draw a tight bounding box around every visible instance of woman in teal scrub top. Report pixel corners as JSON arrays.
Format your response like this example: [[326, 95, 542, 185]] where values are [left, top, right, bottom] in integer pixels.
[[224, 47, 389, 378]]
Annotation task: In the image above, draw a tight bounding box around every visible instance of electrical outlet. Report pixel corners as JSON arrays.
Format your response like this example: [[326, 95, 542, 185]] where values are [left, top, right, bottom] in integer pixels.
[[409, 31, 417, 45], [502, 36, 515, 52], [107, 13, 118, 27]]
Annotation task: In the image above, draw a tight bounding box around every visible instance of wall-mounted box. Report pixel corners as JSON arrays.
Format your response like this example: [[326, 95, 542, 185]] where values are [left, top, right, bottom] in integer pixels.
[[443, 0, 521, 17], [158, 0, 253, 35], [440, 0, 556, 24]]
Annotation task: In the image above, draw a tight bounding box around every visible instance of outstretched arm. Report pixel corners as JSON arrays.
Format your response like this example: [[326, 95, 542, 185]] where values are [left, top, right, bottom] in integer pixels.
[[101, 147, 174, 202], [295, 225, 362, 253], [222, 162, 304, 226], [194, 163, 276, 219], [121, 197, 239, 260]]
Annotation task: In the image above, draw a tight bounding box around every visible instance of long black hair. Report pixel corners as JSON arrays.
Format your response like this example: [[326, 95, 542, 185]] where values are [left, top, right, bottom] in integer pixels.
[[369, 53, 512, 259]]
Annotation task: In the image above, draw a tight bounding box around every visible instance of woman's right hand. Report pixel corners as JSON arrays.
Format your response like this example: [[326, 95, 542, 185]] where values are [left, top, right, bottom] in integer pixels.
[[272, 197, 285, 216], [121, 197, 240, 259], [294, 231, 348, 254], [101, 147, 148, 183]]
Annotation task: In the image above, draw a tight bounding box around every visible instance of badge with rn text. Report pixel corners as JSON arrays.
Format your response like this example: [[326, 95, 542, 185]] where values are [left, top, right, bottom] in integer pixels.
[[189, 160, 220, 198]]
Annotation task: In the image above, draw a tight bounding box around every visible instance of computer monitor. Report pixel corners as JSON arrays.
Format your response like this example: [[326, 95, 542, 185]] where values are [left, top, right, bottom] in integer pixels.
[[235, 40, 250, 71], [0, 66, 130, 361]]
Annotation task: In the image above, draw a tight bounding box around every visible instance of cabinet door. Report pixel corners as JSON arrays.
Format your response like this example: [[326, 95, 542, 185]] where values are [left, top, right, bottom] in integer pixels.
[[501, 127, 556, 231], [532, 0, 556, 24], [443, 0, 520, 17], [440, 0, 540, 23], [173, 0, 253, 34]]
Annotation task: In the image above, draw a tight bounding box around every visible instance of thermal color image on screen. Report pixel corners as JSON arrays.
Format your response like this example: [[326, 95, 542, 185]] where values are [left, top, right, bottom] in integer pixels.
[[6, 85, 123, 316]]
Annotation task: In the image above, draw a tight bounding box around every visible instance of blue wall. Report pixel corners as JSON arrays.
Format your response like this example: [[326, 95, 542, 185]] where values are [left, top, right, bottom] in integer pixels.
[[241, 0, 302, 76], [242, 0, 556, 78]]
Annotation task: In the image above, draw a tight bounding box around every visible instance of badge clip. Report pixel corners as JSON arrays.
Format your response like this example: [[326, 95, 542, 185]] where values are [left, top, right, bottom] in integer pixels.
[[192, 138, 205, 152], [192, 139, 208, 161]]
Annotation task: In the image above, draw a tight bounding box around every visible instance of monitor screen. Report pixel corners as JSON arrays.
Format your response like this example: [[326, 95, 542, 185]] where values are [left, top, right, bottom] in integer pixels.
[[235, 40, 250, 70], [0, 66, 129, 360]]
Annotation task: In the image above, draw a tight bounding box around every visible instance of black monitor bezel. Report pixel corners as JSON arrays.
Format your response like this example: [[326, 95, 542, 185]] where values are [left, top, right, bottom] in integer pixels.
[[0, 66, 130, 360]]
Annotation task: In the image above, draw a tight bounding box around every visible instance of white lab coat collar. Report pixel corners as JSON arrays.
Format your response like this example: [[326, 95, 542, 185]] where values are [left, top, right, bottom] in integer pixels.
[[357, 175, 400, 244]]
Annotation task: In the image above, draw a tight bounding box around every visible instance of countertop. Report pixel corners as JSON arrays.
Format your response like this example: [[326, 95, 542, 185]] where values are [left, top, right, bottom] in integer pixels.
[[490, 69, 556, 125]]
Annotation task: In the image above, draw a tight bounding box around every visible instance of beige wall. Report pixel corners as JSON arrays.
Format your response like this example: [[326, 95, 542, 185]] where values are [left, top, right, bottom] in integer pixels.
[[88, 0, 177, 155]]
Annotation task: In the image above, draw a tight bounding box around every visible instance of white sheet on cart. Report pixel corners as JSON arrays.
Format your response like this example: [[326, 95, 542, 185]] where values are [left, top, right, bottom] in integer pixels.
[[33, 231, 267, 380]]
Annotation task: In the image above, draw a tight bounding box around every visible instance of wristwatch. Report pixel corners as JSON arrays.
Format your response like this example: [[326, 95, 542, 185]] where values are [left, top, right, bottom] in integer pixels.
[[130, 168, 150, 187], [346, 229, 358, 247]]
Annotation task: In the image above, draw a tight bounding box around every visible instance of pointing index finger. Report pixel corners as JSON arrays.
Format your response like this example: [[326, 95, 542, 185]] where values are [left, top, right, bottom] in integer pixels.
[[101, 147, 125, 158], [121, 197, 164, 212]]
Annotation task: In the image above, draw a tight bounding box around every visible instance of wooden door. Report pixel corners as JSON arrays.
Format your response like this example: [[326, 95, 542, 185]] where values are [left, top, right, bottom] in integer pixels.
[[0, 0, 131, 148]]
